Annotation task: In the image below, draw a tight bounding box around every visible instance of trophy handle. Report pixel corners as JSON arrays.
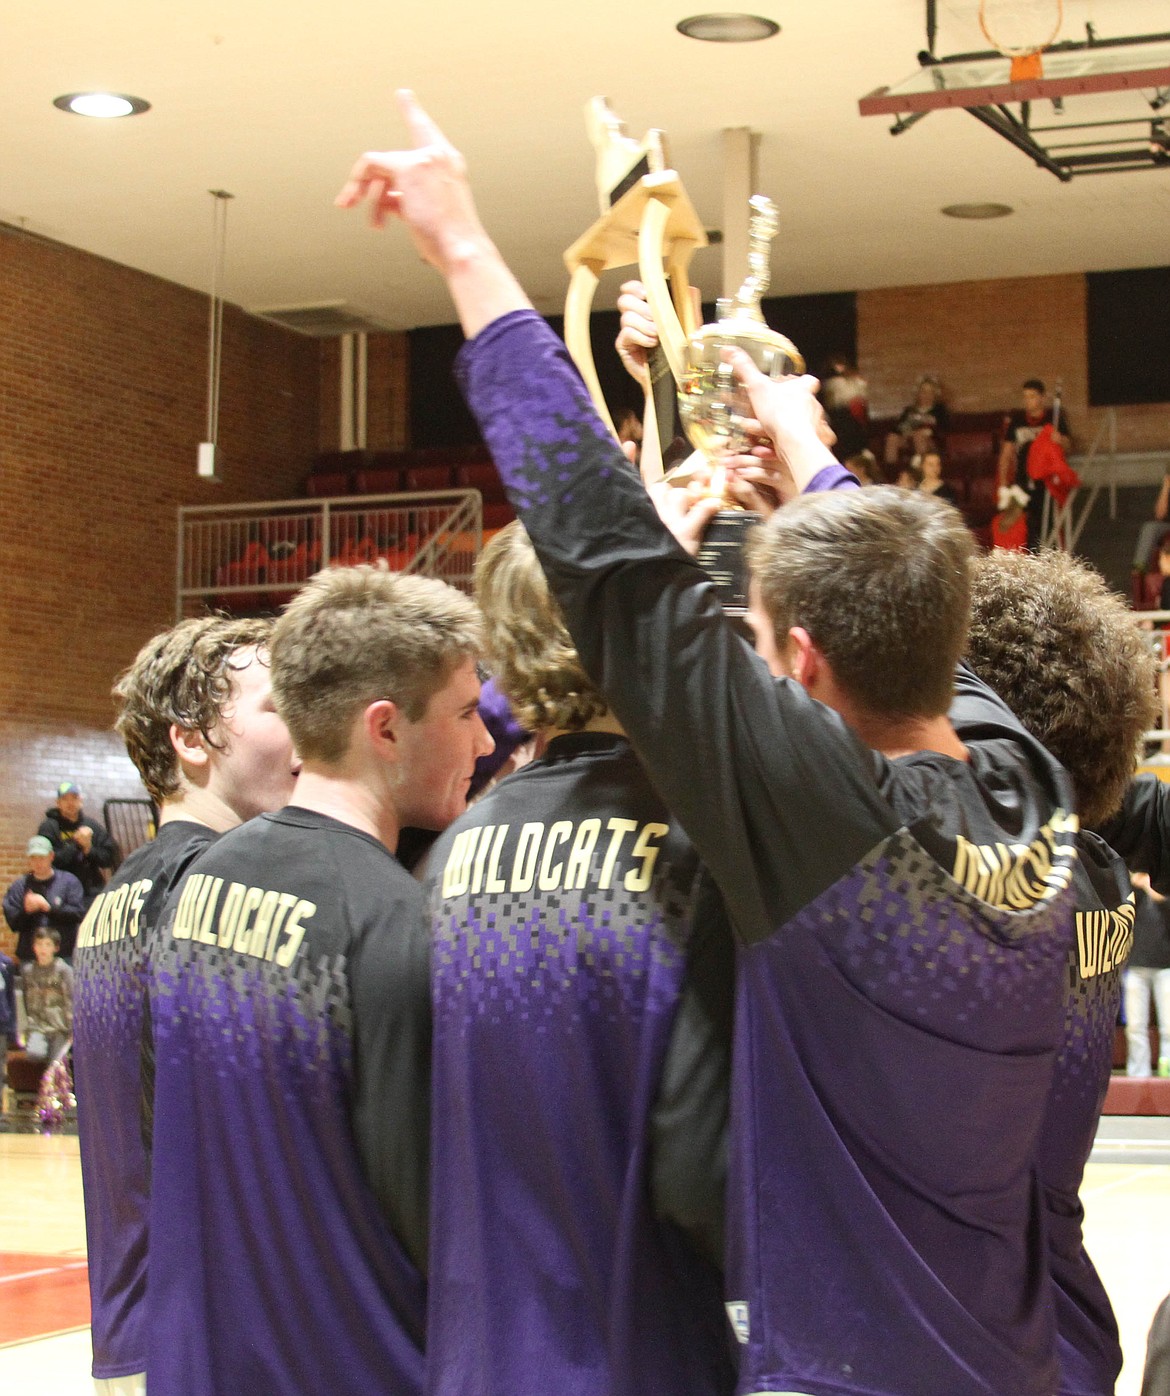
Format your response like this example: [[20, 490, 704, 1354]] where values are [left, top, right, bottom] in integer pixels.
[[564, 259, 617, 438], [638, 196, 690, 388]]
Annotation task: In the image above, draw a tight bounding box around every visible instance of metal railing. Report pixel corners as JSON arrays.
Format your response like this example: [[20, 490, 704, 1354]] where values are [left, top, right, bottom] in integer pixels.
[[176, 490, 483, 619]]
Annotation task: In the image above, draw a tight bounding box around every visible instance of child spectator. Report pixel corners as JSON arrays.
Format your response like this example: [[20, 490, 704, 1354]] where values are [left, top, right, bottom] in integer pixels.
[[21, 928, 74, 1062]]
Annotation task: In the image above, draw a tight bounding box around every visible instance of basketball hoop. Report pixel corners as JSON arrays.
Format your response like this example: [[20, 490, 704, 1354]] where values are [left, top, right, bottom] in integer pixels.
[[979, 0, 1064, 80]]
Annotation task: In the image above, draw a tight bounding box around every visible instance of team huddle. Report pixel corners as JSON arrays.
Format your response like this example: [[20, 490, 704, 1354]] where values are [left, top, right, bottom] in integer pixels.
[[73, 94, 1166, 1396]]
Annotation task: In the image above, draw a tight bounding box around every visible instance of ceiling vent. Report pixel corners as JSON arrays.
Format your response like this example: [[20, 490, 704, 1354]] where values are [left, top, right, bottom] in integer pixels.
[[250, 301, 392, 337]]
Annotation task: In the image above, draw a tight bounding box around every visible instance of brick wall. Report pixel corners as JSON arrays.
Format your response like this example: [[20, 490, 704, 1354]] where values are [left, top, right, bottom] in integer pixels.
[[858, 273, 1170, 452], [0, 224, 320, 948]]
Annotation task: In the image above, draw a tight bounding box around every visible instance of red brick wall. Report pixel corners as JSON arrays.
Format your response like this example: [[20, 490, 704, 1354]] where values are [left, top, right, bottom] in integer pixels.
[[858, 273, 1170, 452], [0, 224, 320, 946]]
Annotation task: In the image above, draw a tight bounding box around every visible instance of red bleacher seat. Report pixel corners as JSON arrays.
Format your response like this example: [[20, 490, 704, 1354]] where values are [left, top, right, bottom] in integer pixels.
[[483, 501, 517, 530], [455, 462, 508, 503], [331, 535, 379, 568], [354, 468, 405, 495], [307, 472, 352, 498], [405, 465, 456, 493]]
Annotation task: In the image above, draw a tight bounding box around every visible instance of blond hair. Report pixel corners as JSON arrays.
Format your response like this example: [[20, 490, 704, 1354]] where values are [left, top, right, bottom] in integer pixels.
[[113, 616, 275, 804], [271, 564, 482, 763], [475, 523, 607, 732]]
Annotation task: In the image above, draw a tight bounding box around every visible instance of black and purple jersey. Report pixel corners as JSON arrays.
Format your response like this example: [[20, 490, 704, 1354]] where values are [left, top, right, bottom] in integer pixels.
[[426, 730, 735, 1396], [73, 818, 215, 1380], [146, 807, 428, 1396], [456, 310, 1079, 1396], [1044, 835, 1132, 1395]]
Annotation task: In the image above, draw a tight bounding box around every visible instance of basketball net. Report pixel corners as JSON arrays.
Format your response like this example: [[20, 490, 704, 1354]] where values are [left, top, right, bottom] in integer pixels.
[[979, 0, 1064, 80]]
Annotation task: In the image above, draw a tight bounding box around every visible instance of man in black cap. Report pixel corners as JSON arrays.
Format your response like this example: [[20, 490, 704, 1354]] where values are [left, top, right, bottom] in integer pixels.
[[37, 781, 117, 909]]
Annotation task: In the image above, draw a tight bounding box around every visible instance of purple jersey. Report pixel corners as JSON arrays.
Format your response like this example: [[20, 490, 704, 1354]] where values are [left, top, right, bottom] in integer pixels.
[[1043, 835, 1131, 1394], [456, 310, 1079, 1396], [427, 732, 735, 1396], [147, 808, 428, 1396], [73, 819, 215, 1379]]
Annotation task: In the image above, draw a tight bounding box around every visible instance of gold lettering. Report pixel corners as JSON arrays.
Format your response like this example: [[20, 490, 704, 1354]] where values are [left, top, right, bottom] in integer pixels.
[[625, 822, 669, 892], [264, 892, 300, 961], [126, 879, 151, 940], [599, 819, 637, 890], [172, 875, 202, 940], [511, 823, 543, 893], [77, 896, 102, 950], [484, 825, 509, 894], [442, 828, 479, 899], [470, 824, 496, 895], [538, 821, 573, 891], [218, 883, 246, 948], [195, 878, 223, 945], [276, 899, 315, 967], [232, 886, 265, 953], [564, 819, 601, 891], [249, 890, 280, 958]]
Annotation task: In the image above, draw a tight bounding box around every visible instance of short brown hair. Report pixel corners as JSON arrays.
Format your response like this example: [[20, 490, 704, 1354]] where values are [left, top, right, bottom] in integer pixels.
[[114, 616, 275, 804], [966, 550, 1157, 825], [747, 486, 974, 718], [271, 565, 482, 764], [475, 523, 607, 732]]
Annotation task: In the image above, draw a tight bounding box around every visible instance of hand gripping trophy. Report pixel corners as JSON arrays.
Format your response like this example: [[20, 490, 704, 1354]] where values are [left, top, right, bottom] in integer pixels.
[[677, 194, 804, 612], [564, 104, 804, 613]]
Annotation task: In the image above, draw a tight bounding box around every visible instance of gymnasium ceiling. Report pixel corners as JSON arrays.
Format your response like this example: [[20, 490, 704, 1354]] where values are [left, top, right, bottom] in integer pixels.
[[3, 0, 1169, 331]]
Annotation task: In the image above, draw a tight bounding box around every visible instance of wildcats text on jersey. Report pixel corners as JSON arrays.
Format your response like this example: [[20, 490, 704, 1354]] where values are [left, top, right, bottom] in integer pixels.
[[76, 879, 154, 950], [168, 872, 314, 968], [440, 817, 669, 899], [951, 809, 1078, 911], [1076, 898, 1134, 980]]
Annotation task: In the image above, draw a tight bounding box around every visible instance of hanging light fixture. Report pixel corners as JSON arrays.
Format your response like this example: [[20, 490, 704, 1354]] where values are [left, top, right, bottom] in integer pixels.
[[198, 189, 233, 479]]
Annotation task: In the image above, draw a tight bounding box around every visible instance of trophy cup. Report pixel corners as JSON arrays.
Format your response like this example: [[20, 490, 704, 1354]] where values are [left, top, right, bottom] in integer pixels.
[[674, 195, 805, 614]]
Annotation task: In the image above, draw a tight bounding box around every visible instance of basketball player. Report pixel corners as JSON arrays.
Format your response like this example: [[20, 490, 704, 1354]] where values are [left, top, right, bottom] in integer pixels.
[[337, 93, 1078, 1396], [966, 549, 1157, 1396], [145, 566, 490, 1396], [426, 521, 735, 1396], [72, 616, 298, 1396]]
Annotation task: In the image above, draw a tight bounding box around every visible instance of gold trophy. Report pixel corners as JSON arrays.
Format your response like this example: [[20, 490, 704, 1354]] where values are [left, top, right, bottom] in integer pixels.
[[674, 195, 804, 614]]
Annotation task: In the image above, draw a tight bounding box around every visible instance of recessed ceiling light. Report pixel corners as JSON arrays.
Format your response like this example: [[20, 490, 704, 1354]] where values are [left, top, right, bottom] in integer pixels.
[[677, 13, 780, 43], [941, 202, 1014, 219], [53, 92, 151, 119]]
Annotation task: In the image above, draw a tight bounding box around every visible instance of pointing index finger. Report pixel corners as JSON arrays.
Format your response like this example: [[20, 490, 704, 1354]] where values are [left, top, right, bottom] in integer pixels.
[[396, 88, 448, 149]]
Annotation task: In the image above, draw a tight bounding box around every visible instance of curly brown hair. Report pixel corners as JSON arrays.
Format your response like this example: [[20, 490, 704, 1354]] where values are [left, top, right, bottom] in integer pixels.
[[965, 550, 1157, 825], [474, 523, 608, 733], [113, 616, 275, 804]]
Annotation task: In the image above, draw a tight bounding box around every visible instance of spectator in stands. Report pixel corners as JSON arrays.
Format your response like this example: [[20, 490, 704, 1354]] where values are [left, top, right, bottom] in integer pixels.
[[1126, 873, 1170, 1077], [895, 460, 923, 491], [844, 448, 879, 485], [999, 378, 1073, 550], [917, 449, 959, 507], [1131, 469, 1170, 580], [38, 781, 117, 908], [3, 835, 85, 961], [1157, 535, 1170, 610], [820, 354, 869, 462], [21, 928, 74, 1063], [884, 374, 949, 467]]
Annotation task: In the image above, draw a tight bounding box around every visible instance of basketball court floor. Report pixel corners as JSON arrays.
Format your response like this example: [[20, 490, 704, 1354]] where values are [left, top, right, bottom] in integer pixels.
[[1, 1122, 1168, 1394]]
